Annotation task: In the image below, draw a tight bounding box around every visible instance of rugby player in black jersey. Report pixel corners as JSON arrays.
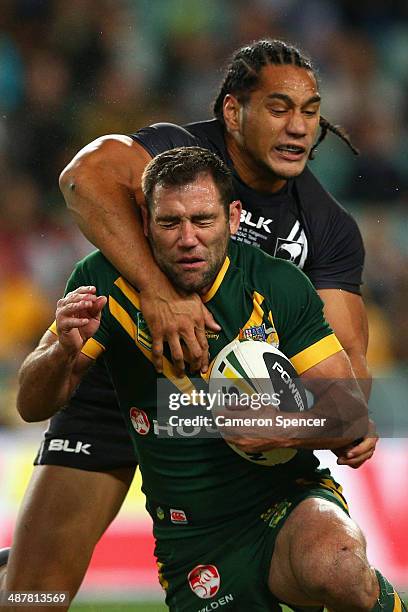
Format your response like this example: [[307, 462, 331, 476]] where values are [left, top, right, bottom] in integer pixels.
[[1, 40, 378, 606]]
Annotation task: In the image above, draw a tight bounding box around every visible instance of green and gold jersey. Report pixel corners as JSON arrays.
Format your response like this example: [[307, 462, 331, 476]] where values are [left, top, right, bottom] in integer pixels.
[[64, 240, 342, 538]]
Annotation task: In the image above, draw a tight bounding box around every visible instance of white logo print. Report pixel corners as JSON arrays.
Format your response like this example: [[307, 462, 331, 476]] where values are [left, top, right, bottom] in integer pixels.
[[188, 565, 220, 599], [130, 408, 150, 435], [275, 221, 308, 268], [240, 210, 273, 234], [48, 439, 91, 455]]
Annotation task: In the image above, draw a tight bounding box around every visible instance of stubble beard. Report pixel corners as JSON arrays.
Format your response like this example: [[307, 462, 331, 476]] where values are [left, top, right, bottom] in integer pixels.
[[149, 238, 229, 295]]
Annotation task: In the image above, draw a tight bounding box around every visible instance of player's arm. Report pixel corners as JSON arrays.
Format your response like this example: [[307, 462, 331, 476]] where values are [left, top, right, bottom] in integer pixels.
[[59, 135, 218, 375], [17, 287, 105, 422], [226, 347, 368, 454], [318, 289, 370, 398], [317, 288, 377, 467]]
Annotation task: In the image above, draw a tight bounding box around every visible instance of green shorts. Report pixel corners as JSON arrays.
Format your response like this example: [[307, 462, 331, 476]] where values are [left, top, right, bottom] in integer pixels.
[[155, 470, 349, 612]]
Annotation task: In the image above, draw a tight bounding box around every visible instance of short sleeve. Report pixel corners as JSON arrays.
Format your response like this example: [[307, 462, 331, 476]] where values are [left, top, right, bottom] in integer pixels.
[[130, 123, 197, 158], [304, 208, 365, 295]]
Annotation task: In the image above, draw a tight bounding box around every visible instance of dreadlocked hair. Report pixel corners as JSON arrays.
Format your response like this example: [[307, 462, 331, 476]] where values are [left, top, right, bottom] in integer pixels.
[[213, 39, 359, 157], [311, 116, 359, 158]]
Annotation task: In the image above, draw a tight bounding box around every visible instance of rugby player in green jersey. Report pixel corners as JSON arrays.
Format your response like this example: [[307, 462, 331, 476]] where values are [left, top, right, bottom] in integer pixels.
[[16, 148, 402, 611]]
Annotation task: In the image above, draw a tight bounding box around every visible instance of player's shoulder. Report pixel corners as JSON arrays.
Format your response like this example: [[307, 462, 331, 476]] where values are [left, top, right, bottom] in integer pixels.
[[295, 167, 358, 227], [229, 240, 312, 292], [130, 119, 226, 158], [72, 250, 119, 284]]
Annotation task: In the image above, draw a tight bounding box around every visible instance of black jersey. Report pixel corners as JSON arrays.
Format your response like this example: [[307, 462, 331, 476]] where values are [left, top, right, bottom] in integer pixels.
[[132, 119, 364, 295]]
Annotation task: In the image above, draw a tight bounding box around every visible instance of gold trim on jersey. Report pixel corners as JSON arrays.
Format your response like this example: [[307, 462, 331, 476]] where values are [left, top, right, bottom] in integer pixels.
[[319, 477, 349, 512], [157, 561, 169, 592], [201, 256, 230, 303], [240, 291, 265, 330], [82, 337, 105, 360], [393, 594, 403, 612], [290, 334, 343, 374], [48, 320, 105, 359], [114, 277, 141, 309], [109, 295, 196, 395], [267, 311, 280, 346]]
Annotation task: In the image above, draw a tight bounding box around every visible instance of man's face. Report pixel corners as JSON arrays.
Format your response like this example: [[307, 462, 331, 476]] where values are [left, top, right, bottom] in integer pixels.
[[225, 64, 321, 181], [144, 173, 240, 294]]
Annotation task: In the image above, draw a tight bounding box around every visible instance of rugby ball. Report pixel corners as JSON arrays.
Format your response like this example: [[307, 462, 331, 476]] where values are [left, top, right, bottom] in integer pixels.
[[209, 339, 308, 466]]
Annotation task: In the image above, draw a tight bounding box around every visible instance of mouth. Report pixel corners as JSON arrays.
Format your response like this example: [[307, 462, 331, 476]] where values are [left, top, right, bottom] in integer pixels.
[[274, 144, 306, 161], [177, 257, 206, 270]]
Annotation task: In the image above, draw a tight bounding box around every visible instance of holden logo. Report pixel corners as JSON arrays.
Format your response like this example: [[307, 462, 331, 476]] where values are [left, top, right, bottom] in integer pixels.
[[188, 564, 220, 599], [129, 408, 150, 435]]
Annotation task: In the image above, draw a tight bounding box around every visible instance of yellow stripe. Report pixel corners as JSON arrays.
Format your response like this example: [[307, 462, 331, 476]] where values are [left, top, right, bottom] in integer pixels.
[[157, 561, 169, 592], [48, 320, 105, 359], [82, 338, 105, 360], [201, 291, 266, 384], [267, 311, 279, 346], [202, 257, 230, 303], [114, 277, 141, 309], [109, 296, 196, 395], [320, 477, 349, 512], [290, 334, 343, 375], [393, 594, 402, 612], [239, 291, 265, 331]]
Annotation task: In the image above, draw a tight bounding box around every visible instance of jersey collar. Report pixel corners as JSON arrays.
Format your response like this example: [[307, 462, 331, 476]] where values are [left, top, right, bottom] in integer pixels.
[[201, 256, 230, 303]]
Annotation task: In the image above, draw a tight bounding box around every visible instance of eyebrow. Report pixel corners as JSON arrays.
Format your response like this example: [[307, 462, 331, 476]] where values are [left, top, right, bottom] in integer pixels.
[[266, 93, 321, 106]]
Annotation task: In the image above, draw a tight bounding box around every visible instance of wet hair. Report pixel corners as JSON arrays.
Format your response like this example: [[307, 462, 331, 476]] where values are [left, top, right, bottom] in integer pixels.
[[213, 39, 359, 158], [141, 146, 234, 214]]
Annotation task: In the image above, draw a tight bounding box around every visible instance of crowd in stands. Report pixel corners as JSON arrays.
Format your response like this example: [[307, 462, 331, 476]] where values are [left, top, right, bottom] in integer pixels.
[[1, 0, 407, 425]]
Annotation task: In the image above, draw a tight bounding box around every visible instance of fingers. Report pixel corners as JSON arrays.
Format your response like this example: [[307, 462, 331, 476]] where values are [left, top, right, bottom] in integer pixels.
[[139, 290, 219, 376], [336, 436, 378, 468], [337, 448, 375, 468], [167, 335, 185, 377], [56, 287, 106, 336], [151, 338, 164, 374], [181, 328, 209, 374], [203, 308, 221, 332]]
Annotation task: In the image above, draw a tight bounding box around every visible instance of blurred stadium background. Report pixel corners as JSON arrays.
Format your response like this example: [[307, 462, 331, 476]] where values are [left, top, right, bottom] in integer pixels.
[[0, 0, 407, 609]]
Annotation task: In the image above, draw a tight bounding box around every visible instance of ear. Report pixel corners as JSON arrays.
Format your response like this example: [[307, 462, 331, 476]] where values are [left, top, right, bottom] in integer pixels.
[[229, 200, 242, 235], [140, 204, 149, 237], [223, 94, 242, 132]]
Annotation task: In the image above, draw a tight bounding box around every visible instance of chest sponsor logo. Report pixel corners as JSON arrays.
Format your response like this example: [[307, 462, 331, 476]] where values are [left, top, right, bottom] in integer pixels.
[[136, 312, 152, 350], [240, 210, 273, 234], [130, 407, 150, 435], [170, 508, 188, 524], [48, 439, 91, 455], [188, 564, 220, 599]]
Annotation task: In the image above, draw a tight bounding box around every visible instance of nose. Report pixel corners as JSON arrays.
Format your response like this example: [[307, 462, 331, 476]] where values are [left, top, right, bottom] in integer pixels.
[[286, 110, 307, 137], [179, 220, 199, 247]]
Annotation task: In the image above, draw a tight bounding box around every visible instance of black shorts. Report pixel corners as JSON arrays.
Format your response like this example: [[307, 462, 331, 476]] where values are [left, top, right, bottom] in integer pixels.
[[34, 358, 137, 472]]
